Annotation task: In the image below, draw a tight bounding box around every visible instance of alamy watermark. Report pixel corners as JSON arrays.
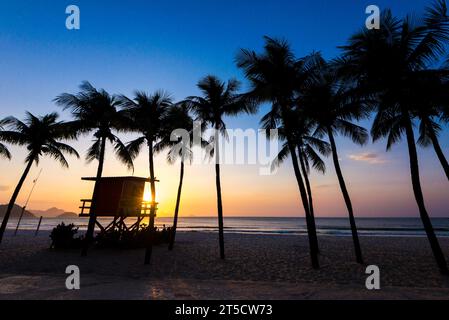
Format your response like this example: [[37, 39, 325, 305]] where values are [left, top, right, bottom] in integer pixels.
[[365, 265, 380, 290], [66, 5, 80, 30], [65, 265, 80, 290], [170, 121, 279, 176], [366, 5, 380, 30]]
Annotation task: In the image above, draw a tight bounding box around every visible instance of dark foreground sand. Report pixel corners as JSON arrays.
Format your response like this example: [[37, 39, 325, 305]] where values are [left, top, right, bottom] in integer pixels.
[[1, 230, 449, 299]]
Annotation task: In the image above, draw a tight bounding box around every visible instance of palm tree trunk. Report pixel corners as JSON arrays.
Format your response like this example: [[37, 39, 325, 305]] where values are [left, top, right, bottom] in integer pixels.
[[214, 131, 225, 260], [428, 128, 449, 182], [287, 140, 319, 269], [327, 128, 363, 264], [298, 146, 315, 218], [82, 136, 106, 256], [144, 140, 157, 264], [297, 145, 320, 253], [0, 156, 35, 244], [169, 160, 184, 251], [403, 114, 448, 274]]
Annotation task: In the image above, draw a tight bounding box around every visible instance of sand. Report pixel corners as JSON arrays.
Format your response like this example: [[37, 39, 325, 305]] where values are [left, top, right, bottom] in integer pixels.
[[1, 230, 449, 300]]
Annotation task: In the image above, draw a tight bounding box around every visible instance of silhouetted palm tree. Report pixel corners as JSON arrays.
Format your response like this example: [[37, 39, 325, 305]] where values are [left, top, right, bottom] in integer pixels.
[[265, 110, 331, 221], [154, 104, 200, 250], [297, 128, 331, 222], [341, 1, 449, 273], [415, 87, 449, 182], [236, 37, 321, 268], [54, 81, 134, 255], [184, 75, 256, 259], [117, 90, 172, 264], [0, 120, 11, 160], [0, 112, 79, 243], [301, 62, 368, 264]]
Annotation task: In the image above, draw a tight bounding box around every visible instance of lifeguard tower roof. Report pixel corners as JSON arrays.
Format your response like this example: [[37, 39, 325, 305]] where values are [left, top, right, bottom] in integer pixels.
[[82, 176, 153, 182]]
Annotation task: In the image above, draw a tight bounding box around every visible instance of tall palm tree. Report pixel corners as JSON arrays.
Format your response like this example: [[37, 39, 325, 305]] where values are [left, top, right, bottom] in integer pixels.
[[117, 90, 173, 264], [236, 37, 321, 268], [341, 1, 449, 273], [54, 81, 134, 255], [0, 112, 79, 243], [265, 110, 331, 222], [184, 75, 256, 259], [301, 62, 368, 264], [154, 104, 200, 250], [0, 120, 11, 160]]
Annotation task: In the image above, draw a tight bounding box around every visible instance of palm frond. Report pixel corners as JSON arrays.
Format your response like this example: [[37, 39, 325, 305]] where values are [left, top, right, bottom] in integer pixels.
[[113, 135, 134, 172], [334, 119, 368, 146], [86, 138, 102, 163]]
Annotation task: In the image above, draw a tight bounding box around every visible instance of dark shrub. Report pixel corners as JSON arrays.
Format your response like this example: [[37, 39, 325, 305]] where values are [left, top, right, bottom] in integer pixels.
[[95, 226, 172, 249], [50, 223, 83, 249]]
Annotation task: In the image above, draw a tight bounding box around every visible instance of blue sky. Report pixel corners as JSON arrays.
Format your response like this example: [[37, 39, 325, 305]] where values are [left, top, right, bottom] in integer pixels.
[[1, 0, 448, 217]]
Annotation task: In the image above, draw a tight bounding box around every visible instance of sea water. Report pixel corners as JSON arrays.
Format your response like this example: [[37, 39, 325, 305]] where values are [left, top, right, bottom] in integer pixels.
[[6, 217, 449, 237]]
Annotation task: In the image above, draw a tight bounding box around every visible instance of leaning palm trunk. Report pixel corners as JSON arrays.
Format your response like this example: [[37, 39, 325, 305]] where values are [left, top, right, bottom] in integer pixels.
[[287, 140, 319, 269], [297, 145, 320, 253], [327, 128, 363, 264], [298, 146, 315, 218], [144, 141, 157, 264], [0, 156, 35, 244], [403, 113, 449, 274], [82, 137, 106, 256], [428, 128, 449, 182], [169, 160, 185, 250], [214, 131, 225, 260]]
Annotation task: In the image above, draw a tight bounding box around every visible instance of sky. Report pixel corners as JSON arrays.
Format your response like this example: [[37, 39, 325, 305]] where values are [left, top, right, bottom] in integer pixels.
[[0, 0, 448, 218]]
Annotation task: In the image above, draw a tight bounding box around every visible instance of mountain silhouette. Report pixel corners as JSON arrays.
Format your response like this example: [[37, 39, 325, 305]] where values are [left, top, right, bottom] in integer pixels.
[[30, 207, 65, 218], [0, 204, 35, 218]]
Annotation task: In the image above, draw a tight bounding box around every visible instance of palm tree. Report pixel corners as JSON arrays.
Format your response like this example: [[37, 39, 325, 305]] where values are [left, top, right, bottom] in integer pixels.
[[236, 37, 321, 268], [301, 62, 368, 264], [265, 110, 331, 222], [184, 75, 256, 259], [117, 90, 173, 264], [154, 104, 200, 250], [0, 112, 79, 243], [340, 1, 449, 273], [296, 125, 331, 222], [54, 81, 134, 255], [0, 120, 11, 160]]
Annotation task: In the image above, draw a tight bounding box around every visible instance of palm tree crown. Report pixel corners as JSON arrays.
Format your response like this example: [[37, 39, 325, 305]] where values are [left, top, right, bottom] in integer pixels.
[[54, 81, 133, 170], [0, 112, 79, 166], [185, 75, 256, 134], [0, 119, 12, 160], [118, 90, 173, 159]]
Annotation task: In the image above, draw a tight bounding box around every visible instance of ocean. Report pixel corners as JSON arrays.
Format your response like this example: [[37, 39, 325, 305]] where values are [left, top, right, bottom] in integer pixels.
[[6, 216, 449, 237]]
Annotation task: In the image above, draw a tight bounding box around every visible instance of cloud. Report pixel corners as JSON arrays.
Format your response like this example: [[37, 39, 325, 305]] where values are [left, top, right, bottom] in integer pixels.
[[0, 185, 9, 192], [348, 152, 387, 165], [316, 184, 336, 189]]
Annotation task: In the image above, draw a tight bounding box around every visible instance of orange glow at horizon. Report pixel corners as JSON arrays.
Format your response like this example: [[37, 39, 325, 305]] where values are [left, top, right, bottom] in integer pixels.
[[1, 136, 449, 218]]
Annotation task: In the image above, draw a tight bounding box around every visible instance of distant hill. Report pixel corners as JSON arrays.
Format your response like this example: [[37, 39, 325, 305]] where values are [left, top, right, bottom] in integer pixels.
[[0, 204, 36, 218], [30, 207, 65, 218], [56, 212, 79, 219]]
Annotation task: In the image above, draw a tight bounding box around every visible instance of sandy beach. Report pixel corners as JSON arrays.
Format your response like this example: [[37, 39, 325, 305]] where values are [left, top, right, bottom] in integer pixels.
[[1, 230, 449, 300]]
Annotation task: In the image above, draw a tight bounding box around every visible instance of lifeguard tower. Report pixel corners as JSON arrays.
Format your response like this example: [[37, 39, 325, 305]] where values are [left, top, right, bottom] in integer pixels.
[[79, 176, 158, 233]]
